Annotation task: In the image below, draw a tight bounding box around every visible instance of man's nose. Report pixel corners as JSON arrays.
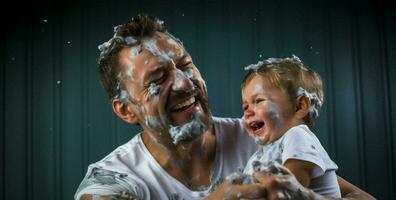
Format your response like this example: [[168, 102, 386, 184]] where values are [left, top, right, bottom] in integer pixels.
[[171, 69, 194, 92]]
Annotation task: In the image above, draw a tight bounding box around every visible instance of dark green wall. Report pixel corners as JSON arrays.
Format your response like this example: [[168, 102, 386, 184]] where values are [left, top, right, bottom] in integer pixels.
[[1, 0, 395, 199]]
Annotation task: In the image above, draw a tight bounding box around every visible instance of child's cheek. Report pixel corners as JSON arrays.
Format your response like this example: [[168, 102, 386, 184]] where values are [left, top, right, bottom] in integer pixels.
[[264, 101, 283, 129], [242, 118, 255, 139]]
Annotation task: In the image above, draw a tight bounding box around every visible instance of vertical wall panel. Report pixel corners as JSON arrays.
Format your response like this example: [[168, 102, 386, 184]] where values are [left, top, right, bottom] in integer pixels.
[[350, 3, 368, 189], [356, 2, 389, 198], [384, 0, 396, 197], [227, 0, 258, 118], [31, 9, 56, 200], [86, 1, 116, 163], [60, 1, 84, 198], [202, 0, 232, 117], [4, 16, 28, 200], [328, 1, 362, 186], [0, 14, 5, 200]]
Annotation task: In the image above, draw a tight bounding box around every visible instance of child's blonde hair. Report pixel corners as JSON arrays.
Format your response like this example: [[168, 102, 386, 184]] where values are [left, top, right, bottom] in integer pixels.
[[241, 56, 323, 128]]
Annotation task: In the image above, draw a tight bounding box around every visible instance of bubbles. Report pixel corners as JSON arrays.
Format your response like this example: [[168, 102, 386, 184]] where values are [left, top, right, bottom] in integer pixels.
[[98, 41, 111, 51], [125, 36, 137, 45], [167, 51, 175, 59], [129, 46, 140, 58], [244, 55, 303, 71], [296, 87, 322, 118], [126, 65, 134, 78], [143, 39, 172, 61], [115, 90, 130, 101], [254, 84, 265, 94], [148, 83, 160, 96], [168, 112, 207, 144], [225, 171, 256, 184], [183, 69, 193, 78], [145, 115, 162, 129], [244, 61, 263, 71]]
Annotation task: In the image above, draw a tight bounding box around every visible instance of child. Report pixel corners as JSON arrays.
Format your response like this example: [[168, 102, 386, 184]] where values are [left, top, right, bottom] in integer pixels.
[[241, 55, 341, 198]]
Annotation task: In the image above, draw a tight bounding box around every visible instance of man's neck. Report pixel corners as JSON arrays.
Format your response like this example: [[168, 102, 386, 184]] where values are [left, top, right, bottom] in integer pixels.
[[141, 125, 216, 189]]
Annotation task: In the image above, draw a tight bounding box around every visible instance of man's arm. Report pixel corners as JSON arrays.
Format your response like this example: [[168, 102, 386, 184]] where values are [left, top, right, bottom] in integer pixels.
[[338, 176, 376, 200], [251, 163, 376, 200], [80, 193, 139, 200]]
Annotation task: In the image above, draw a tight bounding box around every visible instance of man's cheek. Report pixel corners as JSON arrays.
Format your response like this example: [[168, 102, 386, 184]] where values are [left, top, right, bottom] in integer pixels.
[[192, 77, 208, 99]]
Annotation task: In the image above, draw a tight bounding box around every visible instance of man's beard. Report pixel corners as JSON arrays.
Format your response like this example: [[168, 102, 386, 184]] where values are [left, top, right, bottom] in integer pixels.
[[168, 93, 213, 145]]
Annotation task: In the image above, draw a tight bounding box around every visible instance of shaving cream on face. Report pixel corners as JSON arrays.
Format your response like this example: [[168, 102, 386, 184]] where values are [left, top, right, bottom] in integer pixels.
[[168, 112, 208, 144]]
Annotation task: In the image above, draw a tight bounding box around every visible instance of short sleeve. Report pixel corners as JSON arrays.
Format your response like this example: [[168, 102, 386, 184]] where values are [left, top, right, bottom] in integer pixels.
[[74, 165, 150, 200], [281, 125, 337, 178]]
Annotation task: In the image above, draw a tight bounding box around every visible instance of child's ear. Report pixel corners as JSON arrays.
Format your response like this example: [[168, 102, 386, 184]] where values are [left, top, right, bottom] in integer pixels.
[[112, 100, 139, 124], [295, 96, 311, 119]]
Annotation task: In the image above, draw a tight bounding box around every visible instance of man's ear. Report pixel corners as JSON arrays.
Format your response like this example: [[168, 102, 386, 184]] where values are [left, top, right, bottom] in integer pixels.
[[112, 100, 139, 124], [295, 96, 311, 119]]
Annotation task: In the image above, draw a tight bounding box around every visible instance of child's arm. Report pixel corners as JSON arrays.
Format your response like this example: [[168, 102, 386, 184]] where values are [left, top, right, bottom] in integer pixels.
[[284, 159, 316, 187]]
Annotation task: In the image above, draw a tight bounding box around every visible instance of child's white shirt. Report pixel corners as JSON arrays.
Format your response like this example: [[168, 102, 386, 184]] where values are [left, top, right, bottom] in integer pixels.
[[243, 124, 341, 198]]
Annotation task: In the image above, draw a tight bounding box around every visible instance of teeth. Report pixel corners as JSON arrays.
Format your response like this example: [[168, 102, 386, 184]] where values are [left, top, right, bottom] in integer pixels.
[[172, 96, 195, 110]]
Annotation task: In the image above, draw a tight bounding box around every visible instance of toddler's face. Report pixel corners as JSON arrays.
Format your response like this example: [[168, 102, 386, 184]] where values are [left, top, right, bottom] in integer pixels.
[[242, 76, 295, 144]]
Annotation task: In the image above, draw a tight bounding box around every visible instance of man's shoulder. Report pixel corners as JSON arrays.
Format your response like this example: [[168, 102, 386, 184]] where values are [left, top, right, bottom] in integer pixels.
[[93, 133, 144, 168], [212, 116, 243, 128], [212, 116, 247, 136]]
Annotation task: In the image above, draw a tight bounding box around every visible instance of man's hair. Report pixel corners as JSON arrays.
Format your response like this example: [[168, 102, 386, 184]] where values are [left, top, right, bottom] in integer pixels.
[[241, 56, 323, 127], [98, 14, 167, 100]]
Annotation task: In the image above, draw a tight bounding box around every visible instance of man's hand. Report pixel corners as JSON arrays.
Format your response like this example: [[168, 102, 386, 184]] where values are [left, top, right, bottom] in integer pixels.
[[204, 179, 268, 200]]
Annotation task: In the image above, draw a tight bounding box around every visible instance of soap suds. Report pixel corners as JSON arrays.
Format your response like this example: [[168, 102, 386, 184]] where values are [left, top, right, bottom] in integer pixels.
[[168, 113, 207, 144]]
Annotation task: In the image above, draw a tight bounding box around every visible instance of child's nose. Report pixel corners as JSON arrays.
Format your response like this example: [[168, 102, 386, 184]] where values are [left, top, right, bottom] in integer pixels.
[[244, 107, 255, 118]]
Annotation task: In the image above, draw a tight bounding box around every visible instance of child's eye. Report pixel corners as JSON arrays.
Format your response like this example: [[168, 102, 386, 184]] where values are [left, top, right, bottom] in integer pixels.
[[255, 98, 266, 104]]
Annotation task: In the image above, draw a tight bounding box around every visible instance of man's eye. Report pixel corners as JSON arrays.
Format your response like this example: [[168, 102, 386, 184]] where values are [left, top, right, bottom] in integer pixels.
[[155, 76, 166, 84], [148, 75, 167, 87], [178, 62, 193, 70]]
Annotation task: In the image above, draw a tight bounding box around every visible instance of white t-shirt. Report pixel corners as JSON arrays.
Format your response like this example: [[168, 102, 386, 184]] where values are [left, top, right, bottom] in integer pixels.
[[75, 117, 258, 200], [243, 124, 341, 198]]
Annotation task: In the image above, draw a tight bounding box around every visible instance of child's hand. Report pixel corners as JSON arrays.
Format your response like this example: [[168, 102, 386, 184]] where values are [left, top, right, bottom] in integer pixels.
[[252, 162, 324, 200]]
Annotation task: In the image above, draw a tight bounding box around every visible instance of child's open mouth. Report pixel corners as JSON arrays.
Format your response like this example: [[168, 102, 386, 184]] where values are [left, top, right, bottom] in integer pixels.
[[249, 121, 265, 133]]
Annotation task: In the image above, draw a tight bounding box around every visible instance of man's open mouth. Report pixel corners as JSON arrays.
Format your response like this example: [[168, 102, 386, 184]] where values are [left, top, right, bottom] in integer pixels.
[[249, 121, 265, 132], [170, 96, 197, 112]]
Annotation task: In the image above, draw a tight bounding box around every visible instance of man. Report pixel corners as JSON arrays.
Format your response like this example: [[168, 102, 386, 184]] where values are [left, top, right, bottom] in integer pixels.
[[75, 15, 374, 200]]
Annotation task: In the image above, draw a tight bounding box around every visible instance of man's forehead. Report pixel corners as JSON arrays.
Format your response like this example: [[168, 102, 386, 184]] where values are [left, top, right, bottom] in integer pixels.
[[117, 33, 191, 76]]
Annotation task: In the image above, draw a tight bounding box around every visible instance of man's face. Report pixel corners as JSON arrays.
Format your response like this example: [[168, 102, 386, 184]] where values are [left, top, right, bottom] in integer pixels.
[[117, 32, 211, 143]]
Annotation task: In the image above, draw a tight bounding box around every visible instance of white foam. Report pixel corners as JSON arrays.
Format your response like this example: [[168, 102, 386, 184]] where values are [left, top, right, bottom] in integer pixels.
[[168, 113, 207, 144], [148, 83, 160, 96]]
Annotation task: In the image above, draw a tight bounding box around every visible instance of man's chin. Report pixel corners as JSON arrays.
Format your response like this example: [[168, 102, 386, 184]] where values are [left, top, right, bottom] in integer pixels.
[[167, 110, 213, 144]]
